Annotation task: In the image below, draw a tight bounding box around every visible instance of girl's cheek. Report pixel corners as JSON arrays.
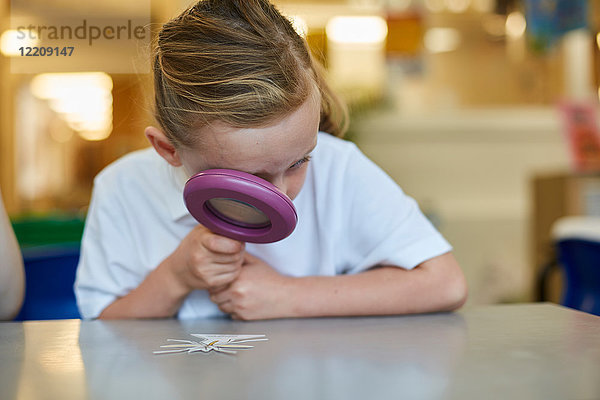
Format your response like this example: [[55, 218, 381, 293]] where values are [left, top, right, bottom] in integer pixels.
[[286, 170, 308, 200]]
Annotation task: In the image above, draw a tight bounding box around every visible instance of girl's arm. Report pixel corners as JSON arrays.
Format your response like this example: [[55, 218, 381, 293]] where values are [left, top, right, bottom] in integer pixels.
[[98, 224, 245, 319], [0, 189, 25, 320], [287, 252, 467, 317], [97, 254, 190, 319], [209, 251, 467, 320]]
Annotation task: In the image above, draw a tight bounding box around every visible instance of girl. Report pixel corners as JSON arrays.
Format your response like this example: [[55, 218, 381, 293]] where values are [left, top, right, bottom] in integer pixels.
[[75, 0, 467, 320]]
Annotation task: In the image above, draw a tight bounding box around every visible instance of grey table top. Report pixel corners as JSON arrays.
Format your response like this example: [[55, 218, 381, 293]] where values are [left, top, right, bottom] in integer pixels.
[[0, 303, 599, 400]]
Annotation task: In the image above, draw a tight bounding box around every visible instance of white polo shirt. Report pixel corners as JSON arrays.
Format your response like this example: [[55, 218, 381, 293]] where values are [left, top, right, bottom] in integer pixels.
[[74, 132, 452, 319]]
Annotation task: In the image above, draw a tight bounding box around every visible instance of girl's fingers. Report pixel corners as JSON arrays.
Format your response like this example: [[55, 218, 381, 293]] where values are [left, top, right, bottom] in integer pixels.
[[217, 301, 233, 314], [196, 262, 239, 277], [206, 271, 238, 290], [203, 233, 245, 254], [211, 252, 244, 265], [208, 283, 230, 294], [209, 287, 232, 304]]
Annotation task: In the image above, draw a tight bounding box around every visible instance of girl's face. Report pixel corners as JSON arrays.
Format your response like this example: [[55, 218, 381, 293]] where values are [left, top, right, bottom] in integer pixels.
[[178, 90, 320, 201]]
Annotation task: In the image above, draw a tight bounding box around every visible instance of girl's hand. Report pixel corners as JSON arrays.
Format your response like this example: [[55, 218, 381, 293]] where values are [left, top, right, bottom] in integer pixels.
[[167, 224, 245, 293], [208, 253, 294, 320]]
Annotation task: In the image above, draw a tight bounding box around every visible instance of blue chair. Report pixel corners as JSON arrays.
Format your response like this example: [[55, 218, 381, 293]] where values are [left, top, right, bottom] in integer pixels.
[[537, 217, 600, 316], [14, 244, 81, 321]]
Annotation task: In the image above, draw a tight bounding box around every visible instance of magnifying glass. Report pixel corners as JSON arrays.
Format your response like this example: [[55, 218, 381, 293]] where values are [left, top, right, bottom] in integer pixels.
[[183, 169, 297, 243]]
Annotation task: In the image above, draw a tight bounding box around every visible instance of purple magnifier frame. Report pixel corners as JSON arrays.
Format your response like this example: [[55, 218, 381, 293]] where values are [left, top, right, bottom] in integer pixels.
[[183, 169, 297, 243]]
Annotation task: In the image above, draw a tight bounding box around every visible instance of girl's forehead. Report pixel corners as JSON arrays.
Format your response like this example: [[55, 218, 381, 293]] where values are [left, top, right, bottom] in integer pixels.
[[187, 93, 320, 173], [213, 129, 317, 175]]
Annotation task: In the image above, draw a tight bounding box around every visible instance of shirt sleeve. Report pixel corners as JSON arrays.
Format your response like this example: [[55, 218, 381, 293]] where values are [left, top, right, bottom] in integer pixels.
[[74, 174, 144, 319], [338, 143, 452, 274]]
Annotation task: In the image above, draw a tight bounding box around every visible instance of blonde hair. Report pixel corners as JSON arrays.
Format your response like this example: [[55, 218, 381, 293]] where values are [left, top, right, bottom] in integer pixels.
[[152, 0, 348, 148]]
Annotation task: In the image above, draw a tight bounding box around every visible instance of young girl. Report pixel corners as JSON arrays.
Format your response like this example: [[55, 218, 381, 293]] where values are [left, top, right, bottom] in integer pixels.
[[74, 0, 467, 320]]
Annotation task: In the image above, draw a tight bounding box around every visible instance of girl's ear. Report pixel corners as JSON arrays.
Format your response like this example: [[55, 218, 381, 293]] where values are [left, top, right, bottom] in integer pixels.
[[144, 126, 183, 167]]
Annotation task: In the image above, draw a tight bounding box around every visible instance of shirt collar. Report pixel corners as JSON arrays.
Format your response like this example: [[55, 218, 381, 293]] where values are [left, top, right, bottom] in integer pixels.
[[165, 163, 193, 222]]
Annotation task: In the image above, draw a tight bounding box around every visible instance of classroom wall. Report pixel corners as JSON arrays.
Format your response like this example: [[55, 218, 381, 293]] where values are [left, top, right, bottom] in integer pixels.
[[353, 107, 571, 305]]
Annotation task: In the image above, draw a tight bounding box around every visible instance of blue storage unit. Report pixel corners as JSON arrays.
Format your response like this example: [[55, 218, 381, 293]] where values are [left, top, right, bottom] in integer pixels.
[[556, 238, 600, 316], [537, 216, 600, 317], [14, 244, 81, 321]]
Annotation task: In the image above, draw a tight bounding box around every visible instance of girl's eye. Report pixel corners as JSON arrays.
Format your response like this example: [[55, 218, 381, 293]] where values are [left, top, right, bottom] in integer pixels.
[[289, 155, 311, 170]]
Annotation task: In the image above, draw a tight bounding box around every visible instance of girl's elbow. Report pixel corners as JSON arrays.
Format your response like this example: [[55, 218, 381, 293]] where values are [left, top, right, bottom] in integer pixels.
[[428, 252, 468, 311], [444, 273, 468, 311]]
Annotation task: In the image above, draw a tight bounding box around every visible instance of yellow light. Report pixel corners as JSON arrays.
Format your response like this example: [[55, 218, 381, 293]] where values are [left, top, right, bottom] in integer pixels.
[[30, 72, 112, 99], [326, 16, 388, 45], [506, 11, 526, 39], [596, 32, 600, 50], [30, 72, 113, 141], [0, 29, 39, 56], [424, 27, 462, 53], [78, 127, 113, 141], [288, 15, 308, 38]]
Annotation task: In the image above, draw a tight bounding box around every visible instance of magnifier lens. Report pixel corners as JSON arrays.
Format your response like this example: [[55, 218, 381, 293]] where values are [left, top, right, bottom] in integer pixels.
[[184, 169, 297, 242], [206, 197, 271, 228]]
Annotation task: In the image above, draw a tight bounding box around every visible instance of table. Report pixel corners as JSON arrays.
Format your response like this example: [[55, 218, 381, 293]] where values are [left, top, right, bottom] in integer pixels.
[[1, 303, 599, 400]]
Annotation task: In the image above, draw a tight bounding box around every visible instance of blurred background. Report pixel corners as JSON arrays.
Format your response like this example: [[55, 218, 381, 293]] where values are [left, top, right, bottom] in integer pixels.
[[1, 0, 599, 310]]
